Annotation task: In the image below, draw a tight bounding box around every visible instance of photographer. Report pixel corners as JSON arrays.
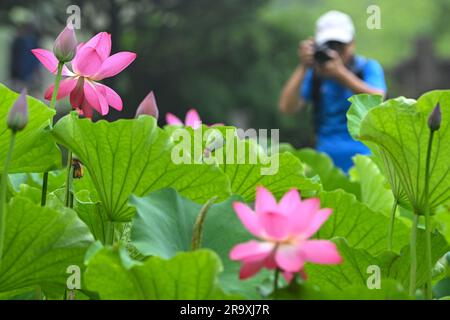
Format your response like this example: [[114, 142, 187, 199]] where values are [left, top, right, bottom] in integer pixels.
[[279, 11, 386, 172]]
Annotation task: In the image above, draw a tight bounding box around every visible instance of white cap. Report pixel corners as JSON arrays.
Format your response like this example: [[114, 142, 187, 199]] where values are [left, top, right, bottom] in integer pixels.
[[315, 10, 355, 46]]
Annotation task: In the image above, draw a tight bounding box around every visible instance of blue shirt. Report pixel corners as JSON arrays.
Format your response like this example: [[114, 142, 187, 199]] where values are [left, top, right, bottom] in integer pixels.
[[301, 55, 386, 172]]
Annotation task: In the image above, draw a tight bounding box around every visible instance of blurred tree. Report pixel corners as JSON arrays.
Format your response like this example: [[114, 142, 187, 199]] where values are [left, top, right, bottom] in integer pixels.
[[1, 0, 312, 145], [2, 0, 447, 147]]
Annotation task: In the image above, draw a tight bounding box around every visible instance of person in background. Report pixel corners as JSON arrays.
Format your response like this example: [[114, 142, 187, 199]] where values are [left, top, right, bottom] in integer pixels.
[[10, 23, 40, 92], [279, 10, 386, 172]]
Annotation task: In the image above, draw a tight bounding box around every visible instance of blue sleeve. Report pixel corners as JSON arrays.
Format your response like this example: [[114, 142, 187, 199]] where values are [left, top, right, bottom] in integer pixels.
[[363, 59, 387, 92], [300, 68, 314, 102]]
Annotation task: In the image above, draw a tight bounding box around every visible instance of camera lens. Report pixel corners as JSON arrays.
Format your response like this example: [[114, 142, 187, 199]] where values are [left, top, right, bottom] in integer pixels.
[[313, 41, 345, 64], [314, 44, 332, 64]]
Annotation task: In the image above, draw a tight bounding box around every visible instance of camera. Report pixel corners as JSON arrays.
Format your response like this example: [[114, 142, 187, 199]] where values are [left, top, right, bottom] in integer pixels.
[[313, 41, 345, 64]]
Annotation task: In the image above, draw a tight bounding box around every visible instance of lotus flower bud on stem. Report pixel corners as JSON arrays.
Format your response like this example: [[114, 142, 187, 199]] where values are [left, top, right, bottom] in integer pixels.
[[7, 89, 28, 133], [53, 25, 77, 63], [428, 103, 441, 132], [135, 91, 159, 119], [1, 89, 28, 263]]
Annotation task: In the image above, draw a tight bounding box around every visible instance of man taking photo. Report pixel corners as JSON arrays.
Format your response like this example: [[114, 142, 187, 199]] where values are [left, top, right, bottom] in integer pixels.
[[279, 10, 386, 172]]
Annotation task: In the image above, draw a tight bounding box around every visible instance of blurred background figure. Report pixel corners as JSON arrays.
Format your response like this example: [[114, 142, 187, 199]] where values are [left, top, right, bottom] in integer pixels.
[[9, 22, 40, 93], [279, 11, 386, 172], [0, 0, 449, 147]]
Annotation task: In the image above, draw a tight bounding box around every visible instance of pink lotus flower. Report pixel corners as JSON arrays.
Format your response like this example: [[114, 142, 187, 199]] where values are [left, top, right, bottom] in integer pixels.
[[230, 186, 342, 283], [32, 32, 136, 118], [166, 109, 203, 129], [166, 109, 223, 129]]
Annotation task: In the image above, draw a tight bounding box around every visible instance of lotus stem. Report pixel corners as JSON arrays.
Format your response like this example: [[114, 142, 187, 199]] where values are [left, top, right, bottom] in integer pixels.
[[387, 199, 398, 251], [423, 130, 435, 299], [105, 221, 115, 246], [0, 133, 16, 265], [191, 196, 218, 250], [409, 214, 419, 297], [273, 268, 280, 299], [41, 61, 64, 207], [41, 172, 49, 207], [50, 62, 64, 111]]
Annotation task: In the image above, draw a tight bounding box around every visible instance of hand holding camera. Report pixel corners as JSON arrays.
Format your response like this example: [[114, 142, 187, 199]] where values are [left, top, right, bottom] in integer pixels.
[[316, 48, 346, 79], [298, 37, 315, 67], [299, 38, 346, 79]]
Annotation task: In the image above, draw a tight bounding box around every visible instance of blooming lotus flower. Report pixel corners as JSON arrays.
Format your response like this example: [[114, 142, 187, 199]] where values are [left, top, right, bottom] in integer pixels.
[[32, 32, 136, 118], [166, 108, 223, 129], [230, 186, 342, 283], [166, 109, 202, 129], [7, 88, 29, 133], [53, 25, 77, 62], [135, 91, 159, 119]]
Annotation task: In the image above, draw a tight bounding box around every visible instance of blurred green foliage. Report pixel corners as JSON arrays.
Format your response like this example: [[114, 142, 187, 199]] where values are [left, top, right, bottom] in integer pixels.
[[1, 0, 449, 147]]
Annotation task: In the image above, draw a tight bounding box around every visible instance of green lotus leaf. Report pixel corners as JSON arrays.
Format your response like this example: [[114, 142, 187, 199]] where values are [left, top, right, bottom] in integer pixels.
[[52, 113, 231, 222], [0, 197, 93, 297], [296, 148, 360, 198], [129, 188, 267, 298], [351, 155, 394, 214], [84, 247, 240, 300], [317, 190, 409, 254], [348, 91, 450, 213], [0, 84, 61, 172]]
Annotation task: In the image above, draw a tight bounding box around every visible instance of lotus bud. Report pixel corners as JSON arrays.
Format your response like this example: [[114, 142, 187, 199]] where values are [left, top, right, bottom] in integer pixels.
[[135, 91, 159, 119], [428, 103, 441, 132], [53, 25, 77, 63], [7, 89, 28, 133]]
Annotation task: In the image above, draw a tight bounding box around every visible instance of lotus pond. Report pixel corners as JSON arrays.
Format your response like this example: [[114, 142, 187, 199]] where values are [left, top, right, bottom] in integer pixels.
[[0, 26, 449, 301]]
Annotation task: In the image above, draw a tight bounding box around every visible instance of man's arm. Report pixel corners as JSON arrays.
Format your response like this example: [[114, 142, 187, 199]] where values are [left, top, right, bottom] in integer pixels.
[[279, 65, 308, 114], [337, 67, 385, 96], [279, 38, 314, 114], [319, 51, 385, 97]]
